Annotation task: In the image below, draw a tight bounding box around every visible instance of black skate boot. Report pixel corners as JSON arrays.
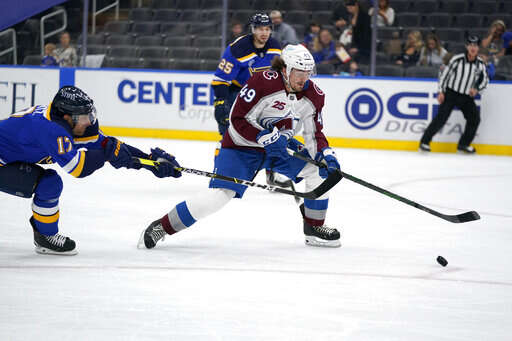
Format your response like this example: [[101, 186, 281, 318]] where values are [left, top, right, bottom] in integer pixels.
[[299, 204, 341, 247], [137, 219, 166, 249], [30, 217, 77, 255], [303, 221, 341, 247]]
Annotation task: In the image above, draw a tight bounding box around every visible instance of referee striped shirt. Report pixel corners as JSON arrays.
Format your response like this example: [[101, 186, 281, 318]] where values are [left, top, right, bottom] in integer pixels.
[[438, 53, 489, 95]]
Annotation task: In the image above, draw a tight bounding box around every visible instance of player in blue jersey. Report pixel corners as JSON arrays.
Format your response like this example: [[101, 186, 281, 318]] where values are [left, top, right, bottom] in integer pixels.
[[212, 13, 281, 136], [0, 86, 182, 255]]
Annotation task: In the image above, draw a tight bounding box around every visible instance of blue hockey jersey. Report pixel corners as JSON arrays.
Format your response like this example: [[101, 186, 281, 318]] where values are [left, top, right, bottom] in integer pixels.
[[0, 104, 106, 178], [211, 34, 281, 98]]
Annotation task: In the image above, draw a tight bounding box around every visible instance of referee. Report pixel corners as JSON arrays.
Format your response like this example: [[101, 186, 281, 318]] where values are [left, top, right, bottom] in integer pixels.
[[420, 35, 489, 154]]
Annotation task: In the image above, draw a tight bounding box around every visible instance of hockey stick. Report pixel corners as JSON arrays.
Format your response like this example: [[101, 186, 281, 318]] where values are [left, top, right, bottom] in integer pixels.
[[288, 150, 480, 224], [132, 157, 342, 200]]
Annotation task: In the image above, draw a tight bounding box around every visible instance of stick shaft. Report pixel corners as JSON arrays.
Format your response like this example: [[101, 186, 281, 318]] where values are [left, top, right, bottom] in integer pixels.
[[132, 157, 340, 200]]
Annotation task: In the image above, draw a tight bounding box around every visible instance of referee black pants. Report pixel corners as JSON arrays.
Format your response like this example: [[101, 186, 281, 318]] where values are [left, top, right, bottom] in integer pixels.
[[420, 89, 481, 148]]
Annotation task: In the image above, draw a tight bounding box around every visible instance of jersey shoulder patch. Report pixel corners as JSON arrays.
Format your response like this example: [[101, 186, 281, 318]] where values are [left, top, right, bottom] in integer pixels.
[[229, 35, 256, 59], [246, 70, 285, 96], [302, 79, 325, 110]]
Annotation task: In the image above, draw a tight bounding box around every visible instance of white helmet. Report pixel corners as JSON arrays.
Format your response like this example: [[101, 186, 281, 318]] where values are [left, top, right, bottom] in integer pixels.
[[281, 44, 316, 79]]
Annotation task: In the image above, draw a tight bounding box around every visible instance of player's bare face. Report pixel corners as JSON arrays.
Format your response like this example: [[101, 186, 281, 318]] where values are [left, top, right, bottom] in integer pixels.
[[253, 26, 271, 46], [289, 69, 311, 92]]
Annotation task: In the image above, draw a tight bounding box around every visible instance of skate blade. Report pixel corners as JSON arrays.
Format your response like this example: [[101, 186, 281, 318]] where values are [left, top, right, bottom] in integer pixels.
[[304, 236, 341, 248], [34, 246, 78, 256], [136, 229, 146, 249]]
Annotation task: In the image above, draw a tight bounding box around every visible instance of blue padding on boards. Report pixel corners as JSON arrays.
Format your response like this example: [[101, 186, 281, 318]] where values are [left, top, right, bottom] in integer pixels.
[[59, 68, 75, 88]]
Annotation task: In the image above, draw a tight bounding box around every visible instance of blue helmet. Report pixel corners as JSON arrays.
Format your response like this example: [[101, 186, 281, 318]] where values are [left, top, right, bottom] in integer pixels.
[[250, 13, 272, 31]]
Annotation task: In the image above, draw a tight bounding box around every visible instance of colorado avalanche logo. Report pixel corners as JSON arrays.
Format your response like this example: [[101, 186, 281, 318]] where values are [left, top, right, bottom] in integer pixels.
[[313, 82, 324, 96], [263, 70, 279, 80]]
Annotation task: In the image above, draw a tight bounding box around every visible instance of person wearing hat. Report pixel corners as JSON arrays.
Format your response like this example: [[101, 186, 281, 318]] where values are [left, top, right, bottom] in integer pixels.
[[419, 36, 489, 154]]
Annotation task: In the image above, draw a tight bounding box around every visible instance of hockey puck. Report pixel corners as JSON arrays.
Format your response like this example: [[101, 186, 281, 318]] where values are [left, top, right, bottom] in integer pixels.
[[436, 256, 448, 267]]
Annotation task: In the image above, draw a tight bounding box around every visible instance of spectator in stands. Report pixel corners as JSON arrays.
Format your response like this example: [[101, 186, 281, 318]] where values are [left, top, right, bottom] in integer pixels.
[[481, 20, 506, 63], [269, 10, 299, 47], [41, 43, 58, 67], [418, 34, 447, 67], [384, 30, 402, 59], [345, 0, 372, 61], [479, 53, 496, 80], [55, 31, 77, 67], [304, 22, 321, 51], [395, 30, 423, 67], [439, 52, 454, 74], [312, 29, 339, 65], [368, 0, 395, 27], [340, 60, 363, 76], [331, 0, 350, 35], [502, 31, 512, 56], [229, 21, 244, 43]]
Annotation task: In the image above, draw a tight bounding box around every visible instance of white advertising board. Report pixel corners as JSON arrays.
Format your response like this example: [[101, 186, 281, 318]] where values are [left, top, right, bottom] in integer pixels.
[[314, 77, 512, 146], [74, 69, 217, 131], [0, 67, 60, 119], [1, 66, 511, 151]]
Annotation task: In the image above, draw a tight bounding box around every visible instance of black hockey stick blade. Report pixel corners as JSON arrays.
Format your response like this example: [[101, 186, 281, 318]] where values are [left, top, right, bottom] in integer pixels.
[[447, 210, 480, 223], [312, 170, 343, 198], [132, 157, 339, 200]]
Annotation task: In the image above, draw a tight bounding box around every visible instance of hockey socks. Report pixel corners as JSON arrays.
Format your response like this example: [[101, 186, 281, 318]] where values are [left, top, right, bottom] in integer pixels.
[[302, 198, 329, 226], [160, 201, 196, 235]]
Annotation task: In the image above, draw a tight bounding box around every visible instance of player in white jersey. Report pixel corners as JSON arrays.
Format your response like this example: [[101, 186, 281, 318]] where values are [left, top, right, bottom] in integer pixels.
[[139, 44, 342, 248]]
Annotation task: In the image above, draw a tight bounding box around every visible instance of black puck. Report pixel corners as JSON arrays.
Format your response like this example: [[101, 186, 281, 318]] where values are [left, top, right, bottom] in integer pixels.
[[436, 256, 448, 267]]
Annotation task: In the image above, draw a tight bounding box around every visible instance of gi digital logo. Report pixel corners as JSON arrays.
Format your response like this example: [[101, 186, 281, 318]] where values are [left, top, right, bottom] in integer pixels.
[[345, 88, 383, 130]]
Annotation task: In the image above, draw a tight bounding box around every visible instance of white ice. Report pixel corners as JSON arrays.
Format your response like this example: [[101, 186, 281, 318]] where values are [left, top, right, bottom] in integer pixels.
[[1, 138, 511, 341]]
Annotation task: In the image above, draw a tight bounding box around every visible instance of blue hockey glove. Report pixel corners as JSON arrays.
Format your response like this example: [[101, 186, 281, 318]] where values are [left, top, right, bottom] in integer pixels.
[[288, 138, 311, 158], [257, 127, 290, 161], [314, 148, 340, 178], [149, 148, 182, 178], [214, 98, 230, 135], [102, 137, 133, 169]]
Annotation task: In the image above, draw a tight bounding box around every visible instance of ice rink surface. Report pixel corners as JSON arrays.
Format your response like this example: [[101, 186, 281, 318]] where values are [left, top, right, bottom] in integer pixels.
[[1, 138, 511, 341]]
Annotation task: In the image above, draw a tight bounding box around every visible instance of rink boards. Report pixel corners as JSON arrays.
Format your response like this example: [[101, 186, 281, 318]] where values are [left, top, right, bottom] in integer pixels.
[[1, 65, 511, 155]]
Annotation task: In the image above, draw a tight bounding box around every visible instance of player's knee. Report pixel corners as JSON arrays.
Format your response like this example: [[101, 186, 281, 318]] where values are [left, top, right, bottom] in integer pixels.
[[35, 169, 63, 200]]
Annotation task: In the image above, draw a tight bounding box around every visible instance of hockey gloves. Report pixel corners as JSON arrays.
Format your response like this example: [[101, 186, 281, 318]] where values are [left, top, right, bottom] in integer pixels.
[[315, 148, 340, 178], [214, 99, 230, 136], [288, 138, 311, 158], [149, 148, 182, 178], [102, 137, 133, 169], [257, 127, 290, 161]]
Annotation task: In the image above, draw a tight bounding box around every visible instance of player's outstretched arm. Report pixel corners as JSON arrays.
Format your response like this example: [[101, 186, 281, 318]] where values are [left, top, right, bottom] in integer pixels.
[[101, 137, 181, 178]]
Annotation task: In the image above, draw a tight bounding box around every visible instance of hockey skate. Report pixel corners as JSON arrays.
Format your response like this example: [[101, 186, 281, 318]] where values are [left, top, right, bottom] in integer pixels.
[[303, 220, 341, 248], [138, 219, 166, 249], [30, 217, 77, 255]]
